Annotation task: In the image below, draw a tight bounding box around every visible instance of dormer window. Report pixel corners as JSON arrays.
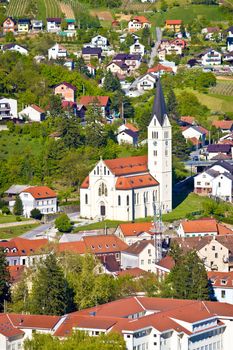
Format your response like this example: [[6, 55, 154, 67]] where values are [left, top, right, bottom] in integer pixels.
[[221, 279, 227, 285], [98, 245, 102, 249], [11, 248, 17, 253], [4, 248, 9, 253]]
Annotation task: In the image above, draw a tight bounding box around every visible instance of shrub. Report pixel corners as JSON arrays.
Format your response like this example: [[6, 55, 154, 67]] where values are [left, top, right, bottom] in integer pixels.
[[30, 208, 42, 220], [2, 206, 10, 215], [16, 216, 22, 222], [55, 214, 72, 233]]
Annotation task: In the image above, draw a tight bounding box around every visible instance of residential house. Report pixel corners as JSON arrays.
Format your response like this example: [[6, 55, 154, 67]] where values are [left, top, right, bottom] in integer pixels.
[[19, 186, 57, 217], [207, 144, 233, 160], [17, 18, 30, 33], [48, 43, 67, 60], [121, 240, 156, 272], [86, 63, 96, 76], [172, 235, 233, 272], [46, 18, 61, 33], [154, 255, 175, 279], [177, 218, 233, 238], [136, 73, 156, 92], [129, 40, 145, 56], [53, 82, 76, 102], [5, 185, 30, 200], [79, 96, 111, 117], [208, 271, 233, 304], [1, 43, 28, 55], [106, 61, 129, 76], [0, 97, 17, 120], [165, 19, 182, 32], [31, 20, 43, 31], [59, 235, 128, 270], [202, 27, 221, 41], [194, 169, 220, 196], [171, 38, 187, 49], [181, 125, 208, 147], [0, 237, 48, 266], [60, 19, 76, 37], [3, 17, 16, 33], [158, 41, 182, 61], [180, 116, 196, 126], [212, 172, 233, 202], [113, 53, 142, 71], [114, 222, 154, 245], [0, 313, 61, 350], [198, 49, 222, 66], [117, 129, 139, 146], [91, 35, 109, 49], [128, 16, 151, 32], [147, 63, 174, 76], [116, 267, 148, 279], [212, 120, 233, 133], [63, 59, 74, 71], [227, 26, 233, 52], [61, 101, 86, 119], [18, 104, 45, 122], [223, 51, 233, 63], [81, 47, 102, 63]]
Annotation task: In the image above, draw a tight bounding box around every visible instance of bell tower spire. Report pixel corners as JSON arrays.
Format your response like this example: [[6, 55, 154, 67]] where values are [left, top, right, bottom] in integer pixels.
[[148, 79, 172, 213]]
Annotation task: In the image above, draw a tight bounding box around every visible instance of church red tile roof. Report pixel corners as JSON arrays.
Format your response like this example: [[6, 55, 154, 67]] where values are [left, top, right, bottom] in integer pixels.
[[80, 176, 89, 189], [22, 186, 56, 199], [116, 173, 159, 190], [104, 155, 148, 176]]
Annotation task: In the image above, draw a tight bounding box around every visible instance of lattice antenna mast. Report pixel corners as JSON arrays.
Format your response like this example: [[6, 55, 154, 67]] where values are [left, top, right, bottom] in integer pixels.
[[153, 202, 163, 263]]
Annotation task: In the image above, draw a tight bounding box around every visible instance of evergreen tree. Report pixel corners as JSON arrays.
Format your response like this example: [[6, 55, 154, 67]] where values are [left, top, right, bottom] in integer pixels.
[[13, 195, 23, 216], [103, 71, 121, 92], [169, 250, 210, 300], [85, 100, 107, 148], [30, 254, 73, 315], [166, 88, 178, 120], [0, 249, 10, 311]]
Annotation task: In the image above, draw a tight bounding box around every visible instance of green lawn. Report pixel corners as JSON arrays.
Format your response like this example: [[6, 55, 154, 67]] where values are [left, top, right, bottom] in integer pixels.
[[74, 220, 124, 232], [0, 132, 44, 162], [0, 224, 40, 240], [148, 5, 230, 26], [0, 215, 30, 224]]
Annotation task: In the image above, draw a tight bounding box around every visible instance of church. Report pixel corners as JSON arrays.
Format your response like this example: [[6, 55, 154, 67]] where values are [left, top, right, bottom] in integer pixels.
[[80, 80, 172, 221]]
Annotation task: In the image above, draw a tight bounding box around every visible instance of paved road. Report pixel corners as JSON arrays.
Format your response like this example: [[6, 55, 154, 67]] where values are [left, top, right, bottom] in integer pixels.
[[148, 27, 162, 68], [21, 223, 52, 239]]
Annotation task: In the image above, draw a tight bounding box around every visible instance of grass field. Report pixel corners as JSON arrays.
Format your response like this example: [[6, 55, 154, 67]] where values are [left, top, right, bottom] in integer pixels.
[[37, 0, 62, 21], [148, 5, 230, 26], [0, 132, 44, 162], [0, 223, 39, 240], [0, 215, 30, 224]]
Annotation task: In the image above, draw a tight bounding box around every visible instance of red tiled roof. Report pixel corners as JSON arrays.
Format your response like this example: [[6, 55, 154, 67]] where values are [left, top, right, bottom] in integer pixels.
[[181, 218, 218, 234], [8, 314, 61, 329], [31, 104, 45, 113], [156, 255, 175, 270], [124, 123, 139, 133], [0, 314, 24, 338], [8, 265, 25, 284], [117, 267, 147, 278], [180, 116, 195, 124], [217, 223, 233, 235], [58, 241, 87, 254], [147, 63, 173, 73], [116, 173, 159, 190], [104, 155, 148, 176], [53, 81, 76, 90], [79, 96, 109, 107], [83, 235, 128, 254], [213, 120, 233, 130], [22, 186, 56, 199], [124, 239, 154, 255], [0, 237, 48, 257], [133, 16, 150, 24], [208, 271, 233, 288], [165, 20, 182, 25], [80, 176, 89, 189], [118, 222, 154, 237], [187, 137, 202, 145]]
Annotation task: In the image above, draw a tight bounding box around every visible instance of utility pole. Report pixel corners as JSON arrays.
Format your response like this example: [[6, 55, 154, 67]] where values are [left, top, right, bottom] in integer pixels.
[[152, 202, 163, 263]]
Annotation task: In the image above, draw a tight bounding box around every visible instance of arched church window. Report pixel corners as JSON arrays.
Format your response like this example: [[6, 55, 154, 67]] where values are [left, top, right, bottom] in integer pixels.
[[98, 182, 108, 197]]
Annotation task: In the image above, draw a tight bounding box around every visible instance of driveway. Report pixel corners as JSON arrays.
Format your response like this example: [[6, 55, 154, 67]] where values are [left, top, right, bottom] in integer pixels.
[[148, 27, 162, 68]]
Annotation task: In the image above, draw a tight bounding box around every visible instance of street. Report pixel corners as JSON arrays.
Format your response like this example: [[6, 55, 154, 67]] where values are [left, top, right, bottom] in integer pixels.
[[148, 27, 162, 68]]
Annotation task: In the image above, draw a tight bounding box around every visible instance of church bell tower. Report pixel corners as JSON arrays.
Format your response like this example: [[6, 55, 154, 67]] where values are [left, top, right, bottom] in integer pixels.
[[148, 79, 172, 213]]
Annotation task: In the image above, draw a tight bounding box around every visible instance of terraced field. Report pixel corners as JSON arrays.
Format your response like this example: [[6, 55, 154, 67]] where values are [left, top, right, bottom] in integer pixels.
[[7, 0, 30, 17], [209, 81, 233, 96], [37, 0, 62, 20]]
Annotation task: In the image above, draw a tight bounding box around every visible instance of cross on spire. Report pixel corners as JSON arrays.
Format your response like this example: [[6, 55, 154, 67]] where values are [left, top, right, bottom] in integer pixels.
[[151, 78, 167, 127]]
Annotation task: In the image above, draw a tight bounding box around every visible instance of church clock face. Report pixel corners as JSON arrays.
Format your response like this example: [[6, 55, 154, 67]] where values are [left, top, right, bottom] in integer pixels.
[[153, 141, 157, 146]]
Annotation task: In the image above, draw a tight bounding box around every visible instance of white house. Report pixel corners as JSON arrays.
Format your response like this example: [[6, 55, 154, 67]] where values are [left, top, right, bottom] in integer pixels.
[[177, 218, 232, 238], [121, 240, 156, 272], [31, 20, 43, 31], [199, 49, 222, 66], [128, 16, 151, 32], [201, 27, 221, 41], [91, 35, 109, 49], [208, 271, 233, 304], [115, 222, 155, 245], [46, 18, 61, 33], [80, 79, 172, 221], [1, 43, 28, 55], [18, 104, 45, 122], [0, 237, 48, 267], [117, 129, 138, 146], [130, 40, 145, 56], [227, 26, 233, 52], [212, 172, 233, 202], [0, 97, 17, 120], [136, 73, 156, 92], [181, 125, 208, 146], [48, 43, 67, 60], [19, 186, 57, 218]]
